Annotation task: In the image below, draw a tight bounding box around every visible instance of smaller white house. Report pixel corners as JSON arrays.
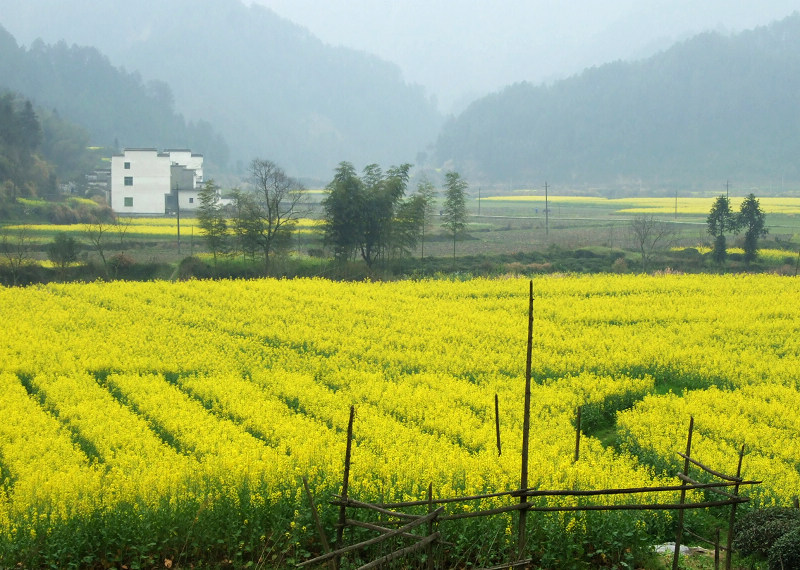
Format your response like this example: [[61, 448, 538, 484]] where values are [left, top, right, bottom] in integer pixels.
[[110, 148, 204, 215]]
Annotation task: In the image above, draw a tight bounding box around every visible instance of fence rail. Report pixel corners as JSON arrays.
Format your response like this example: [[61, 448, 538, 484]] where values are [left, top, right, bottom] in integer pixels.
[[299, 282, 759, 570]]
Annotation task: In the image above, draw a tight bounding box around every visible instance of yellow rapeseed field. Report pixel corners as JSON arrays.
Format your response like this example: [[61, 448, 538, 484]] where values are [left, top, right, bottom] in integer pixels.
[[0, 274, 798, 566], [484, 195, 800, 215], [6, 217, 322, 239]]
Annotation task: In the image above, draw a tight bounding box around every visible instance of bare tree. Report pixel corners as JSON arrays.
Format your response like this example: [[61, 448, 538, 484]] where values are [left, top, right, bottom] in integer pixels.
[[113, 216, 132, 250], [1, 226, 32, 286], [84, 221, 111, 276], [629, 215, 676, 272], [234, 159, 306, 273]]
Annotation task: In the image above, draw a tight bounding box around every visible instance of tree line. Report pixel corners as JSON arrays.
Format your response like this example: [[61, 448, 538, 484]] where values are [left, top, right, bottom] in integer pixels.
[[320, 162, 468, 268], [198, 160, 770, 275], [197, 159, 470, 273]]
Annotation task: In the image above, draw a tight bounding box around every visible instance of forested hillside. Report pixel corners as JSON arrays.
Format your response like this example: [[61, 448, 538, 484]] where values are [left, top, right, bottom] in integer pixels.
[[435, 13, 800, 192], [0, 92, 51, 200], [0, 0, 442, 180], [0, 25, 229, 171], [0, 88, 112, 203]]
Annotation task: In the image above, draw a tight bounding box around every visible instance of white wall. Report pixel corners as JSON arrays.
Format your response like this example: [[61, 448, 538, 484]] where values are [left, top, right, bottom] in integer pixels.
[[170, 164, 201, 211], [166, 150, 204, 186], [111, 149, 205, 214], [111, 149, 171, 214]]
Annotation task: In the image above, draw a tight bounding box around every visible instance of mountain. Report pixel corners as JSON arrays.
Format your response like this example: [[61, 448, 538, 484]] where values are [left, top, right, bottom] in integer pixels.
[[434, 13, 800, 193], [0, 25, 230, 172], [0, 0, 442, 180]]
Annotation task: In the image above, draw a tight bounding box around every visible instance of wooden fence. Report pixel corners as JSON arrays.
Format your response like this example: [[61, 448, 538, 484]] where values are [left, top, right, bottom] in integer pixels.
[[299, 281, 760, 569]]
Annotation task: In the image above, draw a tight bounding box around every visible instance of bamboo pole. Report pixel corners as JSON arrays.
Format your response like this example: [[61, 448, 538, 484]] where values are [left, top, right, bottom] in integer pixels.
[[336, 405, 355, 565], [675, 473, 751, 499], [302, 476, 335, 570], [344, 519, 430, 541], [574, 406, 582, 463], [298, 508, 443, 567], [345, 489, 518, 509], [685, 527, 727, 550], [427, 483, 435, 570], [516, 480, 759, 498], [517, 280, 534, 561], [522, 499, 748, 512], [356, 532, 441, 570], [495, 394, 502, 456], [330, 497, 423, 520], [672, 416, 694, 570], [441, 503, 531, 521], [677, 452, 743, 482], [725, 444, 745, 570], [440, 497, 749, 522], [336, 478, 757, 510]]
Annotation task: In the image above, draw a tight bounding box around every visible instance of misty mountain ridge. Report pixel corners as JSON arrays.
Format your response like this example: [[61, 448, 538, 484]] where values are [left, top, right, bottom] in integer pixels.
[[435, 12, 800, 193], [0, 24, 231, 174], [2, 2, 800, 192], [0, 0, 442, 181]]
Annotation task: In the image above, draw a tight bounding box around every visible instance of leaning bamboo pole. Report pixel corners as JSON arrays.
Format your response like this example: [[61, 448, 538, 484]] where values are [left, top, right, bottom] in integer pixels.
[[672, 416, 694, 570], [335, 405, 356, 569], [726, 445, 745, 570], [517, 280, 534, 561]]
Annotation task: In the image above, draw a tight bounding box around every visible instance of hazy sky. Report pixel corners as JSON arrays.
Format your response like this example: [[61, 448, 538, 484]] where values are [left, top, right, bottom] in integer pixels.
[[252, 0, 799, 113]]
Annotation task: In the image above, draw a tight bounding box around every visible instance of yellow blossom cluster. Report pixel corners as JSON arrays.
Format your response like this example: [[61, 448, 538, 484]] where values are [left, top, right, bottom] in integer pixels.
[[0, 273, 798, 549]]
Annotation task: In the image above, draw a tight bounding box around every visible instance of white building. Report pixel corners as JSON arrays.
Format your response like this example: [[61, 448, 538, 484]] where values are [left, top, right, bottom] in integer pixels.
[[110, 148, 204, 215]]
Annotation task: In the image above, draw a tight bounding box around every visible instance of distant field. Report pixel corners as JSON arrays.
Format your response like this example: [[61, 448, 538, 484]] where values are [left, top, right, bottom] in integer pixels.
[[4, 195, 798, 269], [482, 195, 800, 215]]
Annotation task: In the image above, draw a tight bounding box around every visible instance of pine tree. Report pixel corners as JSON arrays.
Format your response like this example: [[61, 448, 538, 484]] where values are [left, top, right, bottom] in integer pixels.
[[442, 171, 468, 266], [738, 193, 767, 264], [197, 180, 228, 269], [707, 195, 736, 264]]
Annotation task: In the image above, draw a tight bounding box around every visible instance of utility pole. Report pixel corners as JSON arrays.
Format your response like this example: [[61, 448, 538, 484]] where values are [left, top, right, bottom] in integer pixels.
[[544, 181, 549, 236], [726, 179, 730, 199], [674, 188, 678, 219], [175, 182, 181, 255]]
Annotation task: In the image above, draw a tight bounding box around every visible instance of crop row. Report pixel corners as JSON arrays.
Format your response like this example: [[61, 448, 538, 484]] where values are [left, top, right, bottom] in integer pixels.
[[1, 274, 798, 566]]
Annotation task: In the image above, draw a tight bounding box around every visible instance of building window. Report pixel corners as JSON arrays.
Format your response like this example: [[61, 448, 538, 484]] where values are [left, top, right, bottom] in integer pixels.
[[124, 197, 133, 207], [124, 176, 133, 186], [124, 161, 131, 169], [189, 197, 194, 204]]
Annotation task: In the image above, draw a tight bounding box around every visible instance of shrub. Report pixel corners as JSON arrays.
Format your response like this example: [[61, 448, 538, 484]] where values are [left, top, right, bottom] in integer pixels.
[[108, 253, 135, 278], [48, 204, 79, 225], [733, 507, 800, 558], [674, 247, 702, 259], [504, 261, 526, 274], [768, 526, 800, 570], [575, 249, 599, 258], [47, 233, 79, 269], [175, 256, 211, 281]]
